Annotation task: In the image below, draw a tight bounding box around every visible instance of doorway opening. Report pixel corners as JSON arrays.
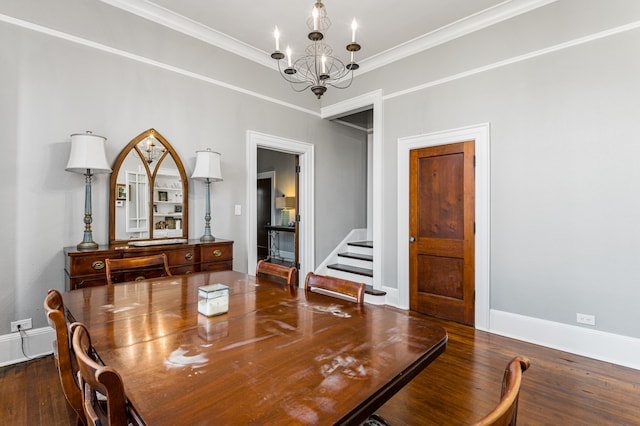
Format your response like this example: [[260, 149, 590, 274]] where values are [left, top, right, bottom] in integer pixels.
[[257, 149, 299, 268], [246, 131, 314, 285], [321, 90, 384, 294]]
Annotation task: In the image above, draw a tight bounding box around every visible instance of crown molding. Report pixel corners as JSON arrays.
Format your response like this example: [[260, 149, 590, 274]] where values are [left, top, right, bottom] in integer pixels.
[[360, 0, 559, 74], [100, 0, 558, 74], [98, 0, 276, 70]]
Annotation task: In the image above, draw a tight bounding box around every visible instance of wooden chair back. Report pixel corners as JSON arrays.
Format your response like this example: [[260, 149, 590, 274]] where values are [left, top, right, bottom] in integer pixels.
[[304, 272, 365, 304], [471, 356, 531, 426], [256, 260, 297, 288], [105, 253, 172, 285], [44, 289, 86, 425], [71, 322, 134, 426]]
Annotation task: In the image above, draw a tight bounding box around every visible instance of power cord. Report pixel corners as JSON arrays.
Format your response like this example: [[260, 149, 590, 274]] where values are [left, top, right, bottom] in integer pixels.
[[16, 324, 48, 362], [17, 324, 35, 360]]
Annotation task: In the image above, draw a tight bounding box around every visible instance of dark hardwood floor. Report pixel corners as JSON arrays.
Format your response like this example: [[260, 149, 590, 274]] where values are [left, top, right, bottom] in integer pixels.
[[2, 315, 639, 425]]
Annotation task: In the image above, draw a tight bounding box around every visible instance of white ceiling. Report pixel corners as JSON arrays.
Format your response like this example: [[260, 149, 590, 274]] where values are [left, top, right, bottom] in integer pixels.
[[101, 0, 554, 72]]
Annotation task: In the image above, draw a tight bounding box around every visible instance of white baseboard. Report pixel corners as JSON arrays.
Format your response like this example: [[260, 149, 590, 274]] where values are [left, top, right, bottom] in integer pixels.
[[380, 286, 400, 307], [0, 326, 55, 367], [490, 310, 640, 370]]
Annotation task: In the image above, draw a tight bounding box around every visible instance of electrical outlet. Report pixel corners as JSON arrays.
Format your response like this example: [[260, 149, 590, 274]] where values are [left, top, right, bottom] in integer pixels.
[[11, 318, 32, 332], [576, 313, 596, 326]]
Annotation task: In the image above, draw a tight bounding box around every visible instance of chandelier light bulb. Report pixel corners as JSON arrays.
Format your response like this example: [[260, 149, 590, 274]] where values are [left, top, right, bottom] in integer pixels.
[[351, 19, 358, 43], [286, 46, 292, 67], [274, 26, 280, 51], [312, 7, 319, 31]]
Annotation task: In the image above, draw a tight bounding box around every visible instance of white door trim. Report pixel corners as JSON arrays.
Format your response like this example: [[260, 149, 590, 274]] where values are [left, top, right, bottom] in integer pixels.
[[321, 90, 383, 288], [247, 131, 315, 284], [397, 123, 491, 330]]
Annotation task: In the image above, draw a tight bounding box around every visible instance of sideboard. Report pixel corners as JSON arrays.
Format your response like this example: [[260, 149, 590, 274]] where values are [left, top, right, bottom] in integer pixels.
[[64, 239, 233, 290]]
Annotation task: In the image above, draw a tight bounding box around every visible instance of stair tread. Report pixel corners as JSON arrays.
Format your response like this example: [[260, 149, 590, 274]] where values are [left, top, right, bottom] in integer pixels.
[[347, 240, 373, 249], [327, 263, 373, 277], [337, 252, 373, 262], [364, 285, 386, 296]]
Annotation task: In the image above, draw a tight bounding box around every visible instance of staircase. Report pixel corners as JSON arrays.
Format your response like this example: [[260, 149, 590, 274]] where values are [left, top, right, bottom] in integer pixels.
[[317, 231, 386, 303]]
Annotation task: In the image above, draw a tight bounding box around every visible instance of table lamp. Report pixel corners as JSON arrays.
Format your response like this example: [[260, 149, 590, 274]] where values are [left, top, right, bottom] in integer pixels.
[[66, 131, 111, 250], [276, 195, 296, 226], [191, 149, 223, 242]]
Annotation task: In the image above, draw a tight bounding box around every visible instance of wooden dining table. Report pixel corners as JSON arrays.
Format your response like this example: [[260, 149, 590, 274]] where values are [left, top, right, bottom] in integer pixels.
[[63, 270, 447, 425]]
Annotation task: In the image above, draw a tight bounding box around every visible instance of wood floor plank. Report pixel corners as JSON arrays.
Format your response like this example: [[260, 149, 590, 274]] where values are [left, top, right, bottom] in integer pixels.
[[1, 315, 639, 425], [376, 317, 640, 425]]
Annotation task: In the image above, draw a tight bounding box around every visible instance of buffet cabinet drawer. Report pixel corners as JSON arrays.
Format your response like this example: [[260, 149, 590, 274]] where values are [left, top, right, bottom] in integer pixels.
[[155, 247, 196, 266], [200, 243, 233, 263], [68, 253, 120, 276], [200, 261, 233, 272], [67, 275, 109, 289], [170, 265, 196, 275]]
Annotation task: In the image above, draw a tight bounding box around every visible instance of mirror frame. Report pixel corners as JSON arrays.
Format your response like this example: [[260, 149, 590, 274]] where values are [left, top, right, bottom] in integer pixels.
[[109, 128, 189, 244]]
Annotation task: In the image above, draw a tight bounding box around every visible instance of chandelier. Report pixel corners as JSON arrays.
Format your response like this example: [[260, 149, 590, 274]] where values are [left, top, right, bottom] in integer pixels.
[[271, 0, 361, 99]]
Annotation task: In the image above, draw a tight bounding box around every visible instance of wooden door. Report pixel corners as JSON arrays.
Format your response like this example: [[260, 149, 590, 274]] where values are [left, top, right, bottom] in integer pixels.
[[256, 178, 271, 261], [409, 141, 475, 325]]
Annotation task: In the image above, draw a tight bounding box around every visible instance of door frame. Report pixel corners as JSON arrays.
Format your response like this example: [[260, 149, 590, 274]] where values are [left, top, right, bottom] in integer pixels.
[[398, 123, 490, 330], [247, 131, 314, 284]]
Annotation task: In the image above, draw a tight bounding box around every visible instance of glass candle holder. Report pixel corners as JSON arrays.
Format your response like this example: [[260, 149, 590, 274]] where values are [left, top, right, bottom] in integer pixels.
[[198, 284, 229, 316]]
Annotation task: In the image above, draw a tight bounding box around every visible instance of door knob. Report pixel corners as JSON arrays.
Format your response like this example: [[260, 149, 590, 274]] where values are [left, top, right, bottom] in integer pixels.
[[409, 236, 416, 243]]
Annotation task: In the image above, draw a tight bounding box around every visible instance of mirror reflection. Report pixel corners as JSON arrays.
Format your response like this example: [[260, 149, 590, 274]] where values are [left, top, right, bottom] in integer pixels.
[[109, 129, 188, 243]]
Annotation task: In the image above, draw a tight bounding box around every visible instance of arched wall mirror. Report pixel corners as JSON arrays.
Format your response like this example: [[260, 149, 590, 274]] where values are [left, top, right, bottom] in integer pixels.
[[109, 128, 189, 243]]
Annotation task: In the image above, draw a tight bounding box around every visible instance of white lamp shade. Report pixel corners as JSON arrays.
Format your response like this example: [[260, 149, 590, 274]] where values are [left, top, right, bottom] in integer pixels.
[[66, 132, 111, 174], [192, 149, 223, 181]]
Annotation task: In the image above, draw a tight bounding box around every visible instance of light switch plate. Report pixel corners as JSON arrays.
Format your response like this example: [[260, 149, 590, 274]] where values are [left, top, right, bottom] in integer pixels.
[[234, 205, 241, 215]]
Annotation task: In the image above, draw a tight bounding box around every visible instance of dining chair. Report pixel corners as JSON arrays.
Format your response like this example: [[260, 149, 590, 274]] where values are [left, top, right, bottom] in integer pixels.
[[303, 272, 365, 304], [256, 259, 297, 288], [470, 356, 531, 426], [105, 253, 172, 285], [44, 289, 86, 426], [71, 322, 141, 426]]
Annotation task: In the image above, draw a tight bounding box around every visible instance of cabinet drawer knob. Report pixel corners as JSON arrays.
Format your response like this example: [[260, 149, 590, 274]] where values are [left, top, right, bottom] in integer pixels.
[[92, 261, 105, 270], [135, 276, 146, 281], [185, 270, 193, 274], [213, 249, 223, 257], [185, 252, 193, 261]]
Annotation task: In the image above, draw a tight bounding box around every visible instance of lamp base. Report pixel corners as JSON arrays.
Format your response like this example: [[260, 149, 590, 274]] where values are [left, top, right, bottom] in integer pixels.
[[77, 240, 98, 251], [200, 235, 216, 242], [77, 230, 98, 250]]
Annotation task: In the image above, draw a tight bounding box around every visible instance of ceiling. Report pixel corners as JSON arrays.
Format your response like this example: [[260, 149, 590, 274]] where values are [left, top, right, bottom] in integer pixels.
[[101, 0, 553, 73]]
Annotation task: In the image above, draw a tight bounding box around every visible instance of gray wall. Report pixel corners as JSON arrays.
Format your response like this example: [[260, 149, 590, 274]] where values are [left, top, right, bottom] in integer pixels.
[[0, 1, 366, 334], [324, 0, 640, 338]]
